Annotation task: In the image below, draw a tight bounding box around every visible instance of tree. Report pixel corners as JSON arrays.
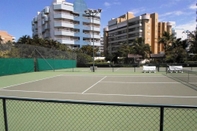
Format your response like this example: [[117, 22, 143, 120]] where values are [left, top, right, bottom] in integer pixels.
[[159, 31, 176, 52], [80, 45, 99, 57], [188, 30, 197, 54], [117, 42, 132, 57], [165, 38, 187, 63], [131, 37, 151, 59], [17, 35, 32, 44]]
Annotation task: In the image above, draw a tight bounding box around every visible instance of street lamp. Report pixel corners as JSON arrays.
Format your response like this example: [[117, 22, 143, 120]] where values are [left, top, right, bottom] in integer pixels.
[[84, 9, 102, 72]]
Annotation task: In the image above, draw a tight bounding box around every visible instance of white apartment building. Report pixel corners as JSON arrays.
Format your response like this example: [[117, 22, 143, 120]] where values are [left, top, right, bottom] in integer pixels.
[[32, 0, 101, 48]]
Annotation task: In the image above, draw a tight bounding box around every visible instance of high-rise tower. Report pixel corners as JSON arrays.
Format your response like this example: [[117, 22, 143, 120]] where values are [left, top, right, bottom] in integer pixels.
[[32, 0, 101, 48]]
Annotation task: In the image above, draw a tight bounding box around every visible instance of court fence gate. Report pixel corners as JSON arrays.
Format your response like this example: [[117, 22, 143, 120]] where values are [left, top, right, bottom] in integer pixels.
[[0, 97, 197, 131]]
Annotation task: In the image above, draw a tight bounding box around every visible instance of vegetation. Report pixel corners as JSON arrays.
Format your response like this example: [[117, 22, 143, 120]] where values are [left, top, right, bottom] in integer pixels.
[[188, 30, 197, 60], [0, 35, 93, 66], [158, 31, 197, 63], [1, 30, 197, 66], [106, 37, 151, 64]]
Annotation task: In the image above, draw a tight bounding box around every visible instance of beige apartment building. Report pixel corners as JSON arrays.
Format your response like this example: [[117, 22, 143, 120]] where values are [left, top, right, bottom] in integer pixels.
[[0, 31, 15, 44], [104, 12, 173, 55]]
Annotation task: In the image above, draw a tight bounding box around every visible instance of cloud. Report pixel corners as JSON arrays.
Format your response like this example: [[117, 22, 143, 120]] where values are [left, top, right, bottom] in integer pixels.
[[189, 3, 197, 10], [159, 1, 178, 8], [104, 1, 121, 8], [160, 10, 184, 18], [176, 20, 196, 31], [104, 2, 111, 7], [113, 1, 121, 5], [129, 7, 146, 15]]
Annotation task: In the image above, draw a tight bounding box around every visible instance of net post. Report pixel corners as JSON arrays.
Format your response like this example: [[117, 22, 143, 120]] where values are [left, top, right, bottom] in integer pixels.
[[35, 48, 55, 71]]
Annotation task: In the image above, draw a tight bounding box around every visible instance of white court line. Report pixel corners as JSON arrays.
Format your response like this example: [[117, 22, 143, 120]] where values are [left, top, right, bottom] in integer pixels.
[[101, 81, 180, 84], [1, 75, 63, 90], [106, 75, 167, 77], [85, 93, 197, 99], [115, 68, 120, 72], [82, 76, 107, 94], [0, 95, 114, 104], [0, 89, 81, 95], [1, 89, 197, 99]]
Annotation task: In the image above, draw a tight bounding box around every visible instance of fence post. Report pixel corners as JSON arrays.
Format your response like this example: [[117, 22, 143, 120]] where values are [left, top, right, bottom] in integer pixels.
[[160, 107, 164, 131], [3, 99, 8, 131]]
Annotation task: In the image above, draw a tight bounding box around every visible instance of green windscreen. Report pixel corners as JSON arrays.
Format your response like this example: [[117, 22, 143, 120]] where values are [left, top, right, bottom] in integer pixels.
[[0, 58, 34, 76]]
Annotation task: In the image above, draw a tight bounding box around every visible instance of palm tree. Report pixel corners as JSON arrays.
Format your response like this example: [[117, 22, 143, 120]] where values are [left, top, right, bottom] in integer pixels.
[[117, 42, 132, 57], [167, 38, 187, 63], [17, 35, 32, 44], [159, 31, 176, 53], [131, 37, 151, 59]]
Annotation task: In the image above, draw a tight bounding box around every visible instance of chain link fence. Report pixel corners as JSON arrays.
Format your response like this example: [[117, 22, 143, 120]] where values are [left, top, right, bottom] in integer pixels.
[[0, 44, 78, 75], [0, 44, 76, 60], [1, 97, 197, 131]]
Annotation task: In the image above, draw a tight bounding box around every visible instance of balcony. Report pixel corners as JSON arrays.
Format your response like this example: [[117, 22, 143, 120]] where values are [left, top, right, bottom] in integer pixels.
[[34, 17, 38, 23], [44, 7, 50, 14], [54, 22, 79, 29], [54, 30, 75, 36], [128, 23, 142, 29], [108, 37, 127, 43], [54, 4, 73, 12], [167, 22, 174, 26], [83, 18, 100, 24], [56, 39, 75, 45], [117, 21, 127, 28], [108, 25, 118, 31], [142, 14, 150, 20], [43, 33, 50, 38], [82, 41, 100, 46], [31, 21, 34, 25], [83, 26, 100, 32], [83, 33, 100, 39], [128, 29, 143, 34], [54, 13, 74, 20], [44, 24, 49, 30], [42, 20, 45, 25]]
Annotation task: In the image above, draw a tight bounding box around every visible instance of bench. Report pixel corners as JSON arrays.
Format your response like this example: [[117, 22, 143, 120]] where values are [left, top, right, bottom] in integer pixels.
[[90, 66, 97, 71], [168, 66, 183, 73], [142, 66, 156, 73]]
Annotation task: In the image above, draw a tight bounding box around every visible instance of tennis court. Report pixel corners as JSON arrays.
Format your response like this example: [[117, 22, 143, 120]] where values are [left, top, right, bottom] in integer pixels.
[[0, 67, 197, 131], [0, 67, 197, 106]]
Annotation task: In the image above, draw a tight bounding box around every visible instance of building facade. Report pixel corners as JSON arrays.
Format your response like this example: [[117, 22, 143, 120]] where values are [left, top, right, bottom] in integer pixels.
[[0, 31, 15, 44], [32, 0, 101, 48], [104, 12, 173, 55]]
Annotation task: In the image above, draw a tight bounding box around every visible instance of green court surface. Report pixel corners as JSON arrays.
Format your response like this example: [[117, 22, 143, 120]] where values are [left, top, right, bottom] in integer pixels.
[[0, 67, 197, 105], [0, 67, 197, 131]]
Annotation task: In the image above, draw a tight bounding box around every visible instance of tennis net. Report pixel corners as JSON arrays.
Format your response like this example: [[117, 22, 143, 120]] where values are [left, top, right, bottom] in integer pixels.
[[167, 67, 197, 89]]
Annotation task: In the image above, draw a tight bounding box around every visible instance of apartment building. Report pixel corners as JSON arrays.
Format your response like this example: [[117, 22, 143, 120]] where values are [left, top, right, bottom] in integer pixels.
[[0, 30, 15, 44], [104, 12, 173, 55], [32, 0, 101, 48]]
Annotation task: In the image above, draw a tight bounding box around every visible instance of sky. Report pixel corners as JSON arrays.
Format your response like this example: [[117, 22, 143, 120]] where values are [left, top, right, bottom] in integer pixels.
[[0, 0, 196, 41]]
